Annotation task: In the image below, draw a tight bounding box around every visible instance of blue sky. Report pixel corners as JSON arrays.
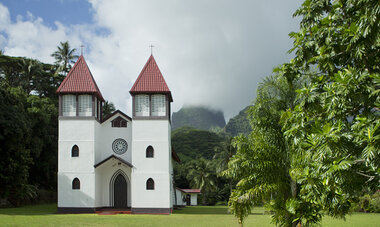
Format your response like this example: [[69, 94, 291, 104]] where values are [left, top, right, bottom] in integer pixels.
[[0, 0, 302, 120], [2, 0, 93, 26]]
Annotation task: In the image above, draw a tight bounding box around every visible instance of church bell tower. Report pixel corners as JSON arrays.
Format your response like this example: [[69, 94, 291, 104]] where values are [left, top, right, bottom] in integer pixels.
[[129, 54, 174, 213]]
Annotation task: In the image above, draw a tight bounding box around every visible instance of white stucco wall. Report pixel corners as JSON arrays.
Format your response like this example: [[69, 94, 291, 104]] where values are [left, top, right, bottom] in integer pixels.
[[96, 114, 132, 164], [175, 189, 186, 206], [131, 119, 171, 208], [190, 194, 198, 206], [58, 172, 95, 207], [58, 119, 97, 208]]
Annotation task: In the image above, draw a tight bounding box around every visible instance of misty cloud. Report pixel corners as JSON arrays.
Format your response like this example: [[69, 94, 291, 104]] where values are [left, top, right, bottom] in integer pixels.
[[0, 0, 301, 120]]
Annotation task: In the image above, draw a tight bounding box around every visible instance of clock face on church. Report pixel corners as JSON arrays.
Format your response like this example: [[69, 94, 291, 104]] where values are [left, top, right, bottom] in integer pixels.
[[112, 138, 128, 155]]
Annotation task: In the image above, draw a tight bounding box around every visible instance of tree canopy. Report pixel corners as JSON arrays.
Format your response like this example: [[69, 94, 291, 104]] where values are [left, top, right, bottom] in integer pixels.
[[226, 0, 380, 226]]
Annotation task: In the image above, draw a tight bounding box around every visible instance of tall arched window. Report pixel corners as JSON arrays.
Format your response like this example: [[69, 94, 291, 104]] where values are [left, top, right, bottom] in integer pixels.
[[146, 178, 154, 190], [72, 178, 80, 190], [146, 146, 154, 158], [71, 145, 79, 157]]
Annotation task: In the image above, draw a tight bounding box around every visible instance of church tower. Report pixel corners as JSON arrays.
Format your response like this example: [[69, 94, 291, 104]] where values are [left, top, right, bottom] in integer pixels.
[[56, 55, 104, 213], [129, 55, 174, 213]]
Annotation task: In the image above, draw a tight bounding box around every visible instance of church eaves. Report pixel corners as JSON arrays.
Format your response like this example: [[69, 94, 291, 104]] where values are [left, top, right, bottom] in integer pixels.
[[130, 55, 173, 102], [56, 55, 104, 101]]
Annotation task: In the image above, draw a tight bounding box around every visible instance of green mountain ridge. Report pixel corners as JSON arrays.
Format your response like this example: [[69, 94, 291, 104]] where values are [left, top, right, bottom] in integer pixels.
[[172, 106, 226, 131]]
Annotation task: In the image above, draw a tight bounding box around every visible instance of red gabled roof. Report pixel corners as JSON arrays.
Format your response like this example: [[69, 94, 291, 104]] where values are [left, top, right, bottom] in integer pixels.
[[56, 55, 104, 101], [176, 187, 201, 194], [130, 55, 172, 102]]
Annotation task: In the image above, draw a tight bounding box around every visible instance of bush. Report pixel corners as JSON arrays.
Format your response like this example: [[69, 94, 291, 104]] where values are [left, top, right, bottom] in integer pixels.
[[352, 191, 380, 213]]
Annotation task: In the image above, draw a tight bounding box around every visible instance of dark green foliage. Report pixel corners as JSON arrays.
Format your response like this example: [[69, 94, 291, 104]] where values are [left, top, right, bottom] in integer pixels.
[[0, 85, 33, 206], [172, 126, 225, 161], [172, 106, 226, 131], [226, 0, 380, 226], [102, 101, 116, 119], [0, 50, 67, 206], [172, 126, 233, 205], [224, 106, 252, 137], [352, 191, 380, 213]]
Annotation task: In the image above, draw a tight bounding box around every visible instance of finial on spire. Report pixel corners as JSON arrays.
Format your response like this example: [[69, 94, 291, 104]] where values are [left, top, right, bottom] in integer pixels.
[[149, 44, 155, 55], [80, 44, 84, 55]]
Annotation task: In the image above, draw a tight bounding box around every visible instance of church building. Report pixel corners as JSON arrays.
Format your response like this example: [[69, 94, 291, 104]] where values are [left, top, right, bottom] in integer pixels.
[[56, 54, 180, 214]]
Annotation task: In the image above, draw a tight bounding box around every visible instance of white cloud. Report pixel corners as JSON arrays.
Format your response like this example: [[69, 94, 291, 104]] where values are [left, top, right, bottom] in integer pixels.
[[0, 1, 301, 120]]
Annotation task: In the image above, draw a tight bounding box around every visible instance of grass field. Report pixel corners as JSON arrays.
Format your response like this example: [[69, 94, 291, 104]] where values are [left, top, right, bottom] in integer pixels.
[[0, 204, 379, 227]]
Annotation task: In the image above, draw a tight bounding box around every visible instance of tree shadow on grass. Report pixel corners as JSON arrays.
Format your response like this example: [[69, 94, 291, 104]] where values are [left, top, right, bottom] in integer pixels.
[[173, 206, 264, 215], [0, 204, 57, 216], [173, 206, 265, 215]]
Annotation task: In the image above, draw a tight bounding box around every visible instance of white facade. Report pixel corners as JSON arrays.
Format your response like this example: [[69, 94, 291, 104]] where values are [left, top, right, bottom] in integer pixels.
[[57, 54, 176, 214], [57, 104, 174, 213]]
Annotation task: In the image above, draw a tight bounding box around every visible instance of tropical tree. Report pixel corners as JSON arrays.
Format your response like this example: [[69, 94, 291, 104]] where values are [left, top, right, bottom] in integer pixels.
[[226, 0, 379, 226], [224, 74, 303, 227], [102, 100, 116, 118], [51, 41, 78, 75], [187, 158, 217, 204], [281, 0, 380, 222]]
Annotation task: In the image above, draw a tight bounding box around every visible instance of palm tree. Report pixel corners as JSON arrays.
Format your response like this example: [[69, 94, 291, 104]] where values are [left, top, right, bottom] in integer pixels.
[[214, 137, 236, 194], [187, 159, 217, 205], [51, 41, 78, 75], [102, 101, 116, 119]]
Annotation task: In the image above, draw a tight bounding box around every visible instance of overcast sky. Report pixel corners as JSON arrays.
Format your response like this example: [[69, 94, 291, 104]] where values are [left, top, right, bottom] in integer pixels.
[[0, 0, 301, 120]]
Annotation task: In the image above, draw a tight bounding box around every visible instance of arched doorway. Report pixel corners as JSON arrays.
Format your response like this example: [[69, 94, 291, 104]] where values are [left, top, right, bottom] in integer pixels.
[[113, 174, 127, 208]]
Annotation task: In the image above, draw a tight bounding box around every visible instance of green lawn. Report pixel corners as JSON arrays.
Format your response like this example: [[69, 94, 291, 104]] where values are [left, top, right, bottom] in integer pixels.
[[0, 204, 379, 227]]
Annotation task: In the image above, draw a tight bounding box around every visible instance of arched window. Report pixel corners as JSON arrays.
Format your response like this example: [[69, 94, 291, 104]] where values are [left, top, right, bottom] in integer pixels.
[[146, 146, 154, 158], [72, 178, 80, 190], [146, 178, 154, 190], [71, 145, 79, 157]]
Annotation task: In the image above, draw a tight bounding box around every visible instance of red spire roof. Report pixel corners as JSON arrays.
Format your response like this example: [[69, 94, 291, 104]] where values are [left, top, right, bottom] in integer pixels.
[[56, 55, 104, 101], [130, 55, 172, 102]]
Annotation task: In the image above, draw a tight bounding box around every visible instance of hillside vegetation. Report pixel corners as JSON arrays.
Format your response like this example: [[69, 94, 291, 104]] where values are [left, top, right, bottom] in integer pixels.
[[172, 106, 226, 131]]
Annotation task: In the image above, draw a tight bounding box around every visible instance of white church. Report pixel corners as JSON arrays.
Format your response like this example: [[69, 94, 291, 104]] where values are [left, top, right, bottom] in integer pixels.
[[56, 54, 193, 214]]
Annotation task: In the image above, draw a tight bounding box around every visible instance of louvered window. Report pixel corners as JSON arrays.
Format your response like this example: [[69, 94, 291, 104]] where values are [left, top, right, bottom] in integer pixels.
[[151, 95, 166, 116], [135, 95, 150, 116], [78, 95, 92, 116], [94, 97, 98, 118], [62, 95, 76, 116]]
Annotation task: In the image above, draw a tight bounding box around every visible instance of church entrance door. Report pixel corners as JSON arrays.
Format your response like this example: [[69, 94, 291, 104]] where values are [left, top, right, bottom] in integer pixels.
[[114, 174, 127, 208]]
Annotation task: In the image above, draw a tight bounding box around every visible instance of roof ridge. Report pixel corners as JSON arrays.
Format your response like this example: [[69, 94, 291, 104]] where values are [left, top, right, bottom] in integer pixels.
[[56, 55, 104, 101], [129, 55, 172, 101]]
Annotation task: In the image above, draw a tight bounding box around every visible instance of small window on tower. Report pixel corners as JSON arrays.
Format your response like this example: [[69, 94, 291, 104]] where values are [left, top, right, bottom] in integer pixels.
[[78, 95, 92, 116], [135, 95, 150, 116], [72, 178, 80, 190], [71, 145, 79, 157], [62, 95, 76, 116], [151, 94, 166, 116], [146, 146, 154, 158], [146, 178, 154, 190]]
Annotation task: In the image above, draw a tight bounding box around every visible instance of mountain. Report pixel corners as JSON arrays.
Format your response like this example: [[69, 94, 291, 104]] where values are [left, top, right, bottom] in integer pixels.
[[171, 126, 225, 162], [172, 106, 226, 131], [224, 106, 252, 136]]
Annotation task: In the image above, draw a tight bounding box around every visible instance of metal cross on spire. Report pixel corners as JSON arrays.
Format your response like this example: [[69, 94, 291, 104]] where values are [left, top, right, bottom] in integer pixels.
[[80, 44, 84, 55], [149, 44, 155, 55]]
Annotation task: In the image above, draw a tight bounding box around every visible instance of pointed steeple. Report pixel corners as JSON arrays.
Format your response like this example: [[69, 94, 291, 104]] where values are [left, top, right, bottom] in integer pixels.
[[56, 55, 104, 101], [130, 55, 172, 102]]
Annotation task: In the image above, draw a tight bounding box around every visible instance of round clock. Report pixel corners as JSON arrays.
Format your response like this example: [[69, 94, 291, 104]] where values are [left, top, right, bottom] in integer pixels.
[[112, 138, 128, 155]]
